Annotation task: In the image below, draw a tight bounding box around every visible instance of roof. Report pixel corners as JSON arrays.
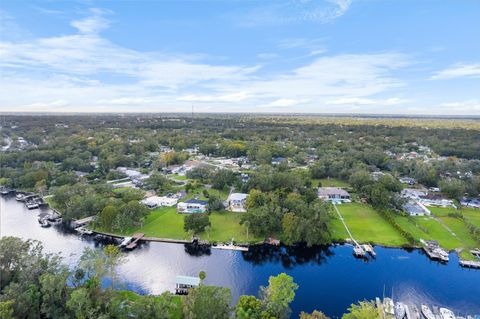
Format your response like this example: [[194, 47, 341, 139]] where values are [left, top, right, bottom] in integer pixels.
[[228, 193, 248, 201], [184, 199, 208, 205], [175, 275, 200, 286], [318, 187, 350, 196], [403, 202, 426, 214]]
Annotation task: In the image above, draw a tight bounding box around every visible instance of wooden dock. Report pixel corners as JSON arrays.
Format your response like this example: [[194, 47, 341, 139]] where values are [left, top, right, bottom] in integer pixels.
[[72, 216, 95, 227], [333, 203, 366, 258], [126, 233, 145, 250], [459, 260, 480, 269]]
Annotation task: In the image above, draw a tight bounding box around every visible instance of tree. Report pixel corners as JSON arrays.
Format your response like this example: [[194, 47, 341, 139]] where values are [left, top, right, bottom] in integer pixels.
[[0, 300, 15, 319], [98, 205, 119, 231], [184, 214, 211, 235], [439, 178, 466, 200], [183, 285, 231, 319], [66, 288, 97, 319], [260, 273, 298, 319], [208, 195, 225, 212], [103, 245, 125, 289], [341, 301, 380, 319], [39, 271, 70, 319], [300, 310, 330, 319], [199, 271, 206, 282], [235, 295, 262, 319], [130, 293, 177, 319]]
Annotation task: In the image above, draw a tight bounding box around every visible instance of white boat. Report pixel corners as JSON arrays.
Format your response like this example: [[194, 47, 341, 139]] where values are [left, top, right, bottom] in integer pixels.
[[395, 302, 407, 319], [15, 194, 24, 201], [409, 305, 421, 319], [439, 308, 456, 319], [384, 298, 395, 316], [422, 304, 436, 319], [119, 237, 133, 247], [40, 219, 51, 228]]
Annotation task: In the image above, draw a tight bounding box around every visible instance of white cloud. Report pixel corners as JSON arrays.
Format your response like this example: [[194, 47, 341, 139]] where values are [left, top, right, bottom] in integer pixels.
[[328, 97, 406, 106], [431, 63, 480, 80], [71, 8, 111, 34], [438, 100, 480, 112], [261, 98, 310, 108], [234, 0, 352, 27], [177, 92, 251, 103], [97, 97, 152, 105]]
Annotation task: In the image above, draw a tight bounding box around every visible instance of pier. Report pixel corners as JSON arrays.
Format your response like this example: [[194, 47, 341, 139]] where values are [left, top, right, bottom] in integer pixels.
[[125, 233, 145, 250], [333, 203, 367, 258], [72, 216, 95, 227], [459, 260, 480, 269]]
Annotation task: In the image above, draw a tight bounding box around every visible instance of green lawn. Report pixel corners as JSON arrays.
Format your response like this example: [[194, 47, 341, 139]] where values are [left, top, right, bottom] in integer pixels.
[[168, 174, 188, 181], [330, 203, 407, 246], [462, 208, 480, 228], [125, 206, 259, 243], [314, 178, 350, 188]]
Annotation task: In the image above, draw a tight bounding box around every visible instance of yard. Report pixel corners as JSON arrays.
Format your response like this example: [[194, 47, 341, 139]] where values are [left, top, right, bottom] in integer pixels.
[[329, 203, 408, 246], [125, 206, 260, 243], [314, 178, 350, 188]]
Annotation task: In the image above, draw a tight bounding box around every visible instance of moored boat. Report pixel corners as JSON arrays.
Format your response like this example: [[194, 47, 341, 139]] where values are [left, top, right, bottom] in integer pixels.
[[422, 304, 436, 319], [395, 302, 407, 319], [439, 308, 456, 319]]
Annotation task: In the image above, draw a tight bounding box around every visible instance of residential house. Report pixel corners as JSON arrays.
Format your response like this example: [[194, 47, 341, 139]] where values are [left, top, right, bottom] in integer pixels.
[[419, 194, 455, 208], [318, 187, 351, 203], [227, 193, 248, 212], [401, 188, 427, 200], [141, 196, 178, 208], [271, 157, 287, 165], [460, 198, 480, 209], [399, 177, 416, 186], [403, 200, 431, 216], [177, 199, 208, 214]]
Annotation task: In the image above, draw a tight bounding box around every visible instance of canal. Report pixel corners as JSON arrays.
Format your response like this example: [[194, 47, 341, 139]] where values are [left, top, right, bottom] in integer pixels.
[[1, 196, 479, 317]]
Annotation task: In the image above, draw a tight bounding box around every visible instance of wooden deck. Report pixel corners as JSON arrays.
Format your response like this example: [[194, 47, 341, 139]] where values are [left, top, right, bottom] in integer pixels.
[[126, 233, 145, 250]]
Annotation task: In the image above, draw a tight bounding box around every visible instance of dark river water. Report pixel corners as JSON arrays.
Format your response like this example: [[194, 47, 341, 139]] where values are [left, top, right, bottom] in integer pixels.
[[1, 196, 479, 318]]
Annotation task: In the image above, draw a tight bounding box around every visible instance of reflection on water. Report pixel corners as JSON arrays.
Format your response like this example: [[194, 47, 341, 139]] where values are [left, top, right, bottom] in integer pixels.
[[1, 195, 479, 318]]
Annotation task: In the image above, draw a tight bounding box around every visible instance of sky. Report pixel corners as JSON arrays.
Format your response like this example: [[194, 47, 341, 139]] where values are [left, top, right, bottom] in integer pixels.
[[0, 0, 479, 115]]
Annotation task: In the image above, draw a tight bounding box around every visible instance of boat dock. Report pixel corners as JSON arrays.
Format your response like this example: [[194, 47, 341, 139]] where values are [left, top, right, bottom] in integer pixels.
[[72, 216, 96, 227], [362, 244, 376, 257], [421, 240, 449, 263], [470, 248, 480, 258], [333, 203, 367, 258], [459, 260, 480, 269], [212, 244, 248, 251], [125, 233, 145, 250]]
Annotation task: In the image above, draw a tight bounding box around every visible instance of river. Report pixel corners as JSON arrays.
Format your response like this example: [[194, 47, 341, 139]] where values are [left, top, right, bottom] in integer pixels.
[[1, 195, 479, 318]]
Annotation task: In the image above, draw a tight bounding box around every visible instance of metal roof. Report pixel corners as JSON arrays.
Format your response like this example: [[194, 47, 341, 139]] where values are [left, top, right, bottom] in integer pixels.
[[175, 275, 201, 286]]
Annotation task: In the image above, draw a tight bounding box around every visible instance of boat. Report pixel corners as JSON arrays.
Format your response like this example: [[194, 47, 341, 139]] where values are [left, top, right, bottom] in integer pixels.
[[25, 200, 39, 209], [40, 219, 51, 228], [395, 302, 407, 319], [409, 305, 421, 319], [422, 304, 436, 319], [439, 308, 456, 319], [362, 244, 376, 257], [119, 237, 133, 248], [15, 193, 24, 201], [384, 298, 395, 316], [75, 226, 93, 235], [353, 245, 366, 257]]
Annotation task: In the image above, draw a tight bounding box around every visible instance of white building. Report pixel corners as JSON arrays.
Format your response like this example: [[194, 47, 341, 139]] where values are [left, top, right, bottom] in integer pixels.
[[227, 193, 248, 212], [177, 199, 208, 214], [141, 196, 178, 208], [318, 187, 351, 203]]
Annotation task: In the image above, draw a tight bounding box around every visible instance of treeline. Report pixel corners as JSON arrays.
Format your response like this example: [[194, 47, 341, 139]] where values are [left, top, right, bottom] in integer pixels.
[[0, 237, 382, 319]]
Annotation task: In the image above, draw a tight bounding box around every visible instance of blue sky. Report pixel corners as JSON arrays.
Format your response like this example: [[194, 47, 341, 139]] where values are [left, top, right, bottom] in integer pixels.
[[0, 0, 479, 114]]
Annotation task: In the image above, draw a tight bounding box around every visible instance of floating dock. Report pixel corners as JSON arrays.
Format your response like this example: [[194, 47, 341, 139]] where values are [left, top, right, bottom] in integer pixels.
[[362, 244, 376, 257]]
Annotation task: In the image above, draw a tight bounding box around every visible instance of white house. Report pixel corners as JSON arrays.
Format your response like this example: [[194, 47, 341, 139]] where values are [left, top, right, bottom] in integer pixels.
[[401, 188, 427, 199], [177, 199, 208, 214], [227, 193, 248, 212], [318, 187, 351, 203], [403, 200, 431, 216], [141, 196, 178, 208]]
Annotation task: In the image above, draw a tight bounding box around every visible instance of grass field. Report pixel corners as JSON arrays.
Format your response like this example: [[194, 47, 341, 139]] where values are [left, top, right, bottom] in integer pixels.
[[330, 203, 408, 246], [125, 206, 259, 243], [462, 208, 480, 228], [314, 178, 350, 188]]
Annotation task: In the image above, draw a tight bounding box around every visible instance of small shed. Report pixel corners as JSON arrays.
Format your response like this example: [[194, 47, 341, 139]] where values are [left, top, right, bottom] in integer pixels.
[[175, 275, 201, 295]]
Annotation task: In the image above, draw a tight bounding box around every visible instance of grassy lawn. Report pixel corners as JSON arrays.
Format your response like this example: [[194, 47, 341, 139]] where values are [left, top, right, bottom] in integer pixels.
[[330, 203, 407, 246], [168, 174, 188, 181], [185, 187, 230, 201], [314, 178, 350, 188], [125, 206, 259, 243], [462, 208, 480, 228]]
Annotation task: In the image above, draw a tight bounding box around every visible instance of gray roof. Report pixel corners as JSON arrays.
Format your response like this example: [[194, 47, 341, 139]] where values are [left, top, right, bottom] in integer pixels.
[[228, 193, 248, 201], [318, 187, 350, 197], [185, 199, 208, 205], [175, 275, 200, 286]]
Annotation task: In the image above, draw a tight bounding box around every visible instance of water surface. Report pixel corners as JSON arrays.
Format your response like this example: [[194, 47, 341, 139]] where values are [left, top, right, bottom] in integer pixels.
[[1, 196, 479, 318]]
